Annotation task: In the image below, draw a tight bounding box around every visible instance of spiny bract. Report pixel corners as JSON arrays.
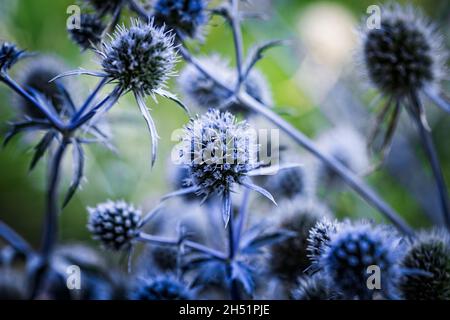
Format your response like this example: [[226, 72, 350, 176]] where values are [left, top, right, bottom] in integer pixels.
[[87, 200, 142, 251], [178, 109, 259, 199], [101, 19, 178, 97], [361, 4, 446, 97]]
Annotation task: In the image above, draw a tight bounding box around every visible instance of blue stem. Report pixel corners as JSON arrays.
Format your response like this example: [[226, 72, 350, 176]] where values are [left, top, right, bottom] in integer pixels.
[[71, 78, 108, 125]]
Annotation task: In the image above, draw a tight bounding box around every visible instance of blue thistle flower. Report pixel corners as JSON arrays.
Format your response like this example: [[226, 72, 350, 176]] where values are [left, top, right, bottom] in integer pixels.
[[399, 229, 450, 300], [360, 4, 446, 98], [68, 13, 106, 50], [152, 0, 209, 40], [315, 126, 369, 185], [174, 109, 275, 225], [292, 273, 342, 300], [321, 222, 402, 299], [178, 55, 272, 116], [268, 198, 331, 282], [87, 200, 142, 251], [307, 218, 342, 271], [131, 275, 194, 300], [14, 55, 68, 119], [0, 42, 26, 72], [100, 19, 177, 98]]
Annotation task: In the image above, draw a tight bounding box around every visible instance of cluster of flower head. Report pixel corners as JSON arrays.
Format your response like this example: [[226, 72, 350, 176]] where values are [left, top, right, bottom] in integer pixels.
[[177, 109, 259, 198]]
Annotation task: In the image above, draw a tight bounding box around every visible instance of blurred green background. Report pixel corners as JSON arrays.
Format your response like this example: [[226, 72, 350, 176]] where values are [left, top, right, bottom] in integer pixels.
[[1, 0, 449, 247]]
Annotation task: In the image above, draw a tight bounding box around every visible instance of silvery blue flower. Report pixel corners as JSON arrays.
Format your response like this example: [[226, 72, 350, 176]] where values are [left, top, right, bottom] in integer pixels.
[[131, 275, 194, 300]]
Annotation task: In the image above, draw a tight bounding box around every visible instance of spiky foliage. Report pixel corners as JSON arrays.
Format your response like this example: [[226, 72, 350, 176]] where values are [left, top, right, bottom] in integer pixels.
[[69, 13, 106, 50], [321, 223, 401, 299], [100, 19, 177, 97], [87, 200, 142, 251], [268, 198, 331, 281], [360, 4, 445, 97], [131, 275, 193, 300], [152, 0, 209, 39], [292, 274, 342, 300], [178, 55, 272, 115], [15, 56, 68, 119], [399, 229, 450, 300]]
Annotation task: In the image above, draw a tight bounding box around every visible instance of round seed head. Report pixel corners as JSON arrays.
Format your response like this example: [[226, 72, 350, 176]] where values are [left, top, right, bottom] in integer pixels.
[[69, 13, 106, 50], [360, 4, 446, 97], [322, 222, 401, 299], [87, 200, 142, 251], [177, 109, 259, 198], [101, 19, 178, 96], [399, 229, 450, 300], [131, 275, 193, 300], [152, 0, 209, 39]]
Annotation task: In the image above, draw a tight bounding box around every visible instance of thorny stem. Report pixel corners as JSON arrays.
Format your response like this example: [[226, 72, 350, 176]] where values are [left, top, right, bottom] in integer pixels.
[[0, 74, 64, 130], [178, 44, 414, 236], [32, 137, 69, 298], [409, 92, 450, 231]]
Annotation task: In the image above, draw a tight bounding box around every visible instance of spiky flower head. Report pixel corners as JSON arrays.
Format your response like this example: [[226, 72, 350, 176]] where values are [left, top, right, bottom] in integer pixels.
[[269, 198, 331, 281], [321, 222, 401, 299], [152, 0, 209, 40], [0, 42, 25, 72], [316, 126, 369, 184], [360, 4, 446, 97], [15, 56, 68, 119], [100, 19, 177, 97], [87, 200, 142, 251], [177, 109, 259, 199], [399, 229, 450, 300], [131, 275, 193, 300], [292, 274, 342, 300], [264, 164, 316, 201], [307, 218, 342, 271], [69, 13, 106, 50], [178, 55, 272, 115]]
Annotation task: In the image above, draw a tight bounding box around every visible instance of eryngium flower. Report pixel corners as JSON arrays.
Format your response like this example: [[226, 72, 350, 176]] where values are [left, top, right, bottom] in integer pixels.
[[68, 14, 106, 50], [321, 223, 400, 299], [87, 200, 142, 251], [15, 56, 68, 119], [269, 198, 331, 282], [131, 275, 193, 300], [177, 109, 259, 199], [100, 19, 177, 97], [178, 55, 272, 115], [292, 274, 342, 300], [360, 4, 445, 97], [0, 42, 25, 71], [399, 229, 450, 300], [316, 126, 369, 184], [152, 0, 209, 39], [307, 218, 342, 271]]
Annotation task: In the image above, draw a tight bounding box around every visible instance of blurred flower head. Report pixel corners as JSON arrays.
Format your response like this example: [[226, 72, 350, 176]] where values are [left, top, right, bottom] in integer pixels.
[[360, 4, 446, 98], [69, 13, 106, 50], [131, 275, 193, 300], [292, 273, 342, 300], [152, 0, 209, 40]]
